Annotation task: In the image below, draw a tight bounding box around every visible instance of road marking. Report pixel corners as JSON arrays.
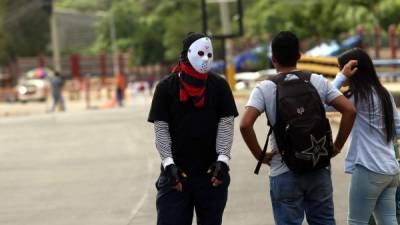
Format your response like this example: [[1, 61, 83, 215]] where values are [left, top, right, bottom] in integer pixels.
[[126, 125, 155, 225]]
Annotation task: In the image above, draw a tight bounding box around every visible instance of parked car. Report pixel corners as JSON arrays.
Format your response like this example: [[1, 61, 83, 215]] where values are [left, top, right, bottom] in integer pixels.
[[17, 68, 53, 102]]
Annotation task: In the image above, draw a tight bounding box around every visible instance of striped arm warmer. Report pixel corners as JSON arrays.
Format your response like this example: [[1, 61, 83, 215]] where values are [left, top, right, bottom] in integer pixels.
[[154, 116, 234, 168], [216, 116, 234, 165], [154, 121, 174, 168]]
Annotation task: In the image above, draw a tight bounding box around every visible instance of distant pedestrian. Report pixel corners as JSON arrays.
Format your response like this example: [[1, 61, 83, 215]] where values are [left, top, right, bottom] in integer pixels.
[[115, 73, 126, 107], [147, 75, 155, 95], [50, 71, 66, 112], [333, 48, 400, 225]]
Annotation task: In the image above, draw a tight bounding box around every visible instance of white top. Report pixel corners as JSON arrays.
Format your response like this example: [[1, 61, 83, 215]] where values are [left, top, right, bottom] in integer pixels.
[[332, 73, 400, 175], [246, 73, 342, 176]]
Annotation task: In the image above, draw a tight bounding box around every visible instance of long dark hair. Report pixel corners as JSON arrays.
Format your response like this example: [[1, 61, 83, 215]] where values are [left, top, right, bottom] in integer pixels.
[[338, 48, 394, 142]]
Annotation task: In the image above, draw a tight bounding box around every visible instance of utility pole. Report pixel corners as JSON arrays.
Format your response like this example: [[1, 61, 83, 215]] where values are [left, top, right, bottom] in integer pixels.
[[202, 0, 242, 91], [46, 0, 61, 72], [109, 11, 119, 76], [218, 1, 236, 90], [51, 12, 61, 72]]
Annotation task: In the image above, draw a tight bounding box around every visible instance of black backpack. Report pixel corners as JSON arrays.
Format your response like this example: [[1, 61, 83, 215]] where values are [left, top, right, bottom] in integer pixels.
[[254, 71, 333, 174]]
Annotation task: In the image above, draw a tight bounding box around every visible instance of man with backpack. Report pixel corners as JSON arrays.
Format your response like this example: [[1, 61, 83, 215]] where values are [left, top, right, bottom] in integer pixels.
[[240, 31, 356, 225]]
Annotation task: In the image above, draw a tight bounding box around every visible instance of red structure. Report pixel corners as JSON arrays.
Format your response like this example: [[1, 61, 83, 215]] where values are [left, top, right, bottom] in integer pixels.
[[70, 54, 81, 79], [374, 25, 381, 59], [99, 53, 107, 86], [37, 55, 46, 68], [389, 24, 397, 59], [118, 53, 125, 76]]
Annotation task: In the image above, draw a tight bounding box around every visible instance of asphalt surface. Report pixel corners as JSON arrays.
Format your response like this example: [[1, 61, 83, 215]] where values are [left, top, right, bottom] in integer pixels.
[[0, 99, 350, 225]]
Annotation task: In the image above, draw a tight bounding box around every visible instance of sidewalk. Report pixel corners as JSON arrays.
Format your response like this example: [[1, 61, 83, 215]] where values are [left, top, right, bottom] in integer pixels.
[[0, 90, 151, 118], [1, 80, 400, 118]]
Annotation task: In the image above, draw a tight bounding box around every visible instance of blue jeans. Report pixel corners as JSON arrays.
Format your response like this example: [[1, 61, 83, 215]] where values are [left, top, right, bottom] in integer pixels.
[[51, 94, 65, 112], [269, 168, 335, 225], [348, 165, 399, 225]]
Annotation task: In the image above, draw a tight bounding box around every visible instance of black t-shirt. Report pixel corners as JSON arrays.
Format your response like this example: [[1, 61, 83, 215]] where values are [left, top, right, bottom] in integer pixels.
[[148, 72, 238, 176]]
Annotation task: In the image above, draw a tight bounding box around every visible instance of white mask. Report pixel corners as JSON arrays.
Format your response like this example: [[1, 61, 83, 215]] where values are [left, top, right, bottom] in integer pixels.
[[187, 37, 213, 74]]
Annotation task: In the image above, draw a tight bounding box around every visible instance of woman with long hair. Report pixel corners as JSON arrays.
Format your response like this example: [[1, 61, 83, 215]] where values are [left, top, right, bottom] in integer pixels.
[[333, 48, 400, 225]]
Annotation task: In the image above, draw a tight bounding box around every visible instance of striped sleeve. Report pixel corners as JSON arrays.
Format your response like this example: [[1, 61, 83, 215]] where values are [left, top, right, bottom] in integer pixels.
[[154, 121, 174, 168], [216, 116, 234, 165]]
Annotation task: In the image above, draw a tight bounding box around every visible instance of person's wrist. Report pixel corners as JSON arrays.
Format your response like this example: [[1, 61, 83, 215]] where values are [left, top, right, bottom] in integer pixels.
[[257, 149, 265, 161], [338, 71, 350, 79], [217, 155, 230, 166], [162, 157, 175, 169]]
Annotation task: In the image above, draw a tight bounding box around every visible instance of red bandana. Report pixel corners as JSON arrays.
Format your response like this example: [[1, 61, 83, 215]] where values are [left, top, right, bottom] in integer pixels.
[[172, 62, 208, 108]]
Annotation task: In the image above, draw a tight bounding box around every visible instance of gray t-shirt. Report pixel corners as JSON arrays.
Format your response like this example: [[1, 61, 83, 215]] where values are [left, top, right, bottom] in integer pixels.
[[246, 73, 342, 176]]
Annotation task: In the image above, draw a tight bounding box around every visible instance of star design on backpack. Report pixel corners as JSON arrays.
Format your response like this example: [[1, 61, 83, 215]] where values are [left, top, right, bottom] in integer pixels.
[[299, 135, 328, 167]]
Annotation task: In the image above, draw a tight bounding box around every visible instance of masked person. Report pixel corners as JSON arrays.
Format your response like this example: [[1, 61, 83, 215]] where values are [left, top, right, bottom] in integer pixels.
[[148, 32, 238, 225]]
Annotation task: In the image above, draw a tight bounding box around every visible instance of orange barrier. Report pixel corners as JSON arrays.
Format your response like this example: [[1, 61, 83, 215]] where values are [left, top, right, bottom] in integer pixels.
[[300, 55, 338, 65], [297, 63, 339, 76], [298, 55, 339, 77]]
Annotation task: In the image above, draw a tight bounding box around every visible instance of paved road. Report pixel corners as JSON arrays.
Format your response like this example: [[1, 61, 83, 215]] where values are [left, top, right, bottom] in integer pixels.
[[0, 100, 350, 225]]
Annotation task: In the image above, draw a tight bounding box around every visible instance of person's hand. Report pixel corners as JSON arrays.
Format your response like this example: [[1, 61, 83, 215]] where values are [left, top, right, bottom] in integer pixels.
[[262, 150, 278, 166], [207, 161, 229, 187], [341, 60, 358, 78], [165, 164, 187, 192]]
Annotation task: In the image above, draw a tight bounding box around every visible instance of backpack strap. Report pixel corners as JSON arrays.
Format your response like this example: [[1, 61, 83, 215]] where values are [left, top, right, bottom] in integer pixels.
[[290, 71, 312, 82], [255, 71, 313, 175], [254, 126, 273, 174], [254, 84, 275, 175], [268, 70, 312, 84], [253, 72, 290, 174]]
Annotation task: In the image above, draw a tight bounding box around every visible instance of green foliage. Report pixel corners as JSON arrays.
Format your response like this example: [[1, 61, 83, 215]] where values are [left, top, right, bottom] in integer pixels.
[[91, 0, 205, 65], [376, 0, 400, 28], [52, 0, 400, 65], [246, 0, 353, 40], [2, 0, 400, 66], [158, 0, 202, 62], [55, 0, 104, 12], [0, 0, 50, 65]]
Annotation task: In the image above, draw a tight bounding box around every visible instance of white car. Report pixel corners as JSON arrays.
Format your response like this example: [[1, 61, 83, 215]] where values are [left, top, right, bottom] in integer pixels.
[[17, 78, 50, 102]]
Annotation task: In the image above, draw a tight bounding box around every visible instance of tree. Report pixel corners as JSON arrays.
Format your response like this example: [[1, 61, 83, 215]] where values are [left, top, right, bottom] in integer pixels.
[[54, 0, 400, 66], [92, 0, 166, 65], [55, 0, 104, 12], [245, 0, 353, 40], [92, 0, 209, 65], [377, 0, 400, 29], [344, 0, 400, 30], [0, 0, 51, 65]]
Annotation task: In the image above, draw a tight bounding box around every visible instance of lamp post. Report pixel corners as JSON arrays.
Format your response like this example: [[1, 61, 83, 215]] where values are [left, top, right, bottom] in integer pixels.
[[201, 0, 243, 91]]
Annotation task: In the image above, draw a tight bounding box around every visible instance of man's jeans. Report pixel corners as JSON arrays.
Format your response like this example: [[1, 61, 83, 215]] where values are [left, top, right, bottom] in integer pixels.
[[349, 165, 398, 225], [269, 168, 335, 225], [51, 94, 65, 112]]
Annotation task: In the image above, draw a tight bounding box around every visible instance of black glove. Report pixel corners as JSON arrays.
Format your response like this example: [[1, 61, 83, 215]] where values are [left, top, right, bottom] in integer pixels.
[[165, 164, 185, 187], [208, 161, 230, 183]]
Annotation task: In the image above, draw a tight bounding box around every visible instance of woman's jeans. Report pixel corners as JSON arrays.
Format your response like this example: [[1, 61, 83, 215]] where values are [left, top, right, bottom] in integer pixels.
[[349, 165, 399, 225]]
